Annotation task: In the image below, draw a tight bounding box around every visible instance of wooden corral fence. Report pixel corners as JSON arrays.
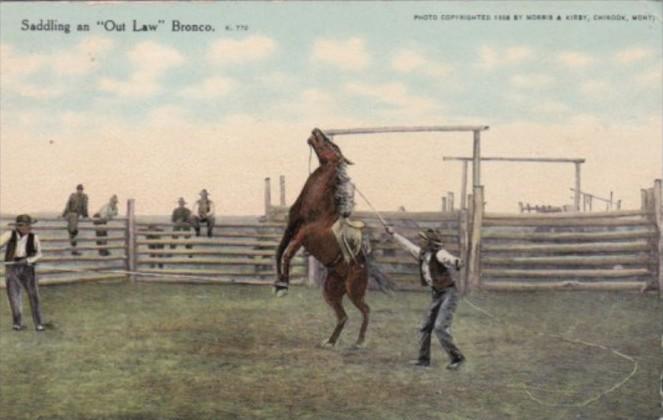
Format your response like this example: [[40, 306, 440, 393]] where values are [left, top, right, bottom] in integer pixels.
[[477, 180, 663, 292], [1, 179, 661, 295], [0, 214, 129, 286], [132, 217, 306, 285]]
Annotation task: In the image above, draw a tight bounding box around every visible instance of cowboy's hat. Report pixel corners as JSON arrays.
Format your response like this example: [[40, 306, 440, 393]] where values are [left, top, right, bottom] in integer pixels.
[[418, 228, 444, 245], [177, 197, 187, 205], [8, 214, 38, 226], [76, 184, 84, 190], [199, 189, 210, 196]]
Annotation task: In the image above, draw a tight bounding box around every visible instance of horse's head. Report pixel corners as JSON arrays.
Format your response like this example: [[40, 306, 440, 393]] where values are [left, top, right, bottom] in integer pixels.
[[308, 128, 353, 166]]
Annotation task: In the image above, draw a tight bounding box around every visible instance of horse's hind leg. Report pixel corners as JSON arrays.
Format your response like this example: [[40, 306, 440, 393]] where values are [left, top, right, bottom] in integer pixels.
[[347, 265, 370, 348], [322, 273, 347, 347]]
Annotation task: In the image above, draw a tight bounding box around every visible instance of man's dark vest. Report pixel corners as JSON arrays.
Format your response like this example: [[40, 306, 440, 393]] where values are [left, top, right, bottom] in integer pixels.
[[418, 247, 454, 290], [4, 231, 37, 262]]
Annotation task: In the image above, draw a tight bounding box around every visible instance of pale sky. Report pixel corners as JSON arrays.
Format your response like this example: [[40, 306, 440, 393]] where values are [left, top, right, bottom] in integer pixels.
[[1, 1, 661, 215]]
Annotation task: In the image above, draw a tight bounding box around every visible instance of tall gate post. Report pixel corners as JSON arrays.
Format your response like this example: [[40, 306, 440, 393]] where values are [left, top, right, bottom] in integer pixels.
[[279, 175, 286, 206], [574, 162, 582, 211], [126, 199, 136, 283], [458, 208, 470, 294], [653, 179, 663, 298], [468, 186, 484, 289]]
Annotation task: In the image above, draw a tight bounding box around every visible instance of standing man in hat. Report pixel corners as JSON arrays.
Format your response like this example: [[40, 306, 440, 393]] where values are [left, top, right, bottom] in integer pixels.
[[93, 194, 119, 256], [385, 226, 465, 370], [0, 215, 45, 331], [62, 184, 89, 255], [192, 189, 215, 237], [171, 197, 193, 254]]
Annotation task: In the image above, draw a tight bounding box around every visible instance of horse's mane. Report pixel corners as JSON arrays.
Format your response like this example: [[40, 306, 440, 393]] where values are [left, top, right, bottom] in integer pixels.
[[335, 162, 354, 216]]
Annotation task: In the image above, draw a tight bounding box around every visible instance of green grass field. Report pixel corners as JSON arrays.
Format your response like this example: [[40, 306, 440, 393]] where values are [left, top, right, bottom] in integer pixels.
[[0, 281, 661, 419]]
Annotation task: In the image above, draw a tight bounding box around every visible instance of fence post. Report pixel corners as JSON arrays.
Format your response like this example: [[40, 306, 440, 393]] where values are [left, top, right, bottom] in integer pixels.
[[264, 177, 272, 217], [279, 175, 286, 206], [653, 180, 663, 298], [126, 199, 136, 283], [441, 197, 447, 212], [458, 209, 470, 294], [448, 192, 454, 212], [468, 186, 484, 290]]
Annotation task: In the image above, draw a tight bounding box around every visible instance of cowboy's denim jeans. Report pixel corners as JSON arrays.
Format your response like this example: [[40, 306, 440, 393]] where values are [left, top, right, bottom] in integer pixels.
[[5, 264, 43, 327], [418, 286, 462, 363]]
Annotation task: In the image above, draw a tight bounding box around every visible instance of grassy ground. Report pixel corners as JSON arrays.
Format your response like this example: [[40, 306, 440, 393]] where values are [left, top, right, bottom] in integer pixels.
[[0, 281, 661, 419]]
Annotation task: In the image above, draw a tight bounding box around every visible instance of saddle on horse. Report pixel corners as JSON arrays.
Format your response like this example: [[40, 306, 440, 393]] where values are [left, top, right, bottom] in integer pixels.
[[331, 217, 367, 264]]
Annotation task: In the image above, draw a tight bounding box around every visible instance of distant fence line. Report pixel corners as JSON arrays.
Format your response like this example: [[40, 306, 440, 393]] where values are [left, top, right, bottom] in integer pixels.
[[1, 179, 662, 295]]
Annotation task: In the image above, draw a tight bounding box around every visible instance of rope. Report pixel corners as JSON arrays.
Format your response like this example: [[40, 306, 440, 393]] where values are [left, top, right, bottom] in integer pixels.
[[352, 183, 390, 228], [463, 297, 639, 407]]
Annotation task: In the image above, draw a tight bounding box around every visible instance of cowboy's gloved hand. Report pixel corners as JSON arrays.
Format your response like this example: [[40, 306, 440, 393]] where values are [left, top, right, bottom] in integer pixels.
[[385, 226, 394, 235]]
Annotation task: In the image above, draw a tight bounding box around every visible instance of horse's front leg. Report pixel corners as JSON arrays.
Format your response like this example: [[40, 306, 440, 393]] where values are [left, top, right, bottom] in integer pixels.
[[274, 228, 308, 297]]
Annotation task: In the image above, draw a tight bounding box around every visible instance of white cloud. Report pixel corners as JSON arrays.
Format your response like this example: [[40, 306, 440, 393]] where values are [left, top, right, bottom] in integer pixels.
[[180, 76, 236, 99], [52, 36, 114, 76], [391, 50, 451, 78], [510, 73, 554, 89], [1, 38, 114, 99], [556, 51, 595, 69], [634, 69, 661, 87], [98, 41, 184, 97], [580, 79, 610, 97], [208, 35, 276, 65], [614, 47, 654, 64], [532, 100, 570, 115], [478, 45, 534, 70], [344, 81, 438, 111], [312, 37, 370, 71]]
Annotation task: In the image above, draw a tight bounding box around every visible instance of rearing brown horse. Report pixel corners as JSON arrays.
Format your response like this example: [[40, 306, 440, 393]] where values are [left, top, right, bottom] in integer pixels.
[[275, 128, 389, 348]]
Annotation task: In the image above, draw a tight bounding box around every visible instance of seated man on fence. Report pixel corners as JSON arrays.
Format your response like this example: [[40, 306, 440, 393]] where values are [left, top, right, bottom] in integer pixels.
[[93, 194, 119, 256], [171, 197, 193, 256], [62, 184, 89, 256], [191, 189, 215, 238]]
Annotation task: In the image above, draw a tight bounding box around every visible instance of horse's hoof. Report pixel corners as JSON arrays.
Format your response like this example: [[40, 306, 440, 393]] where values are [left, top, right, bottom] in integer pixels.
[[273, 287, 289, 298], [320, 339, 335, 348]]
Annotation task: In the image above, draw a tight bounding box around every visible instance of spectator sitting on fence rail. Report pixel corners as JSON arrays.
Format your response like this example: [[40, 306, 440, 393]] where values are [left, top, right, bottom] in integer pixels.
[[93, 194, 119, 256], [0, 214, 46, 332], [62, 184, 89, 256], [385, 226, 465, 370], [192, 189, 215, 238], [171, 197, 193, 256]]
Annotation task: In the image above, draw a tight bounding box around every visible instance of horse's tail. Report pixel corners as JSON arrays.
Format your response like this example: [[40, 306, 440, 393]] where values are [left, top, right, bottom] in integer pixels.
[[364, 251, 395, 296]]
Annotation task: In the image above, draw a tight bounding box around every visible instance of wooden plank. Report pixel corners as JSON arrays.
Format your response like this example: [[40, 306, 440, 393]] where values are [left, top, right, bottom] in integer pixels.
[[40, 245, 126, 252], [137, 277, 305, 286], [38, 236, 126, 243], [25, 225, 127, 231], [38, 256, 127, 263], [482, 268, 650, 278], [138, 257, 277, 265], [484, 209, 646, 220], [482, 241, 652, 254], [135, 268, 305, 277], [483, 217, 649, 227], [135, 221, 286, 229], [468, 186, 484, 288], [654, 179, 663, 297], [458, 209, 470, 293], [323, 125, 489, 136], [355, 211, 459, 222], [137, 238, 280, 247], [1, 266, 129, 277], [0, 216, 127, 223], [482, 229, 656, 241], [136, 231, 283, 239], [481, 280, 645, 292], [482, 254, 651, 267], [136, 249, 283, 257]]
